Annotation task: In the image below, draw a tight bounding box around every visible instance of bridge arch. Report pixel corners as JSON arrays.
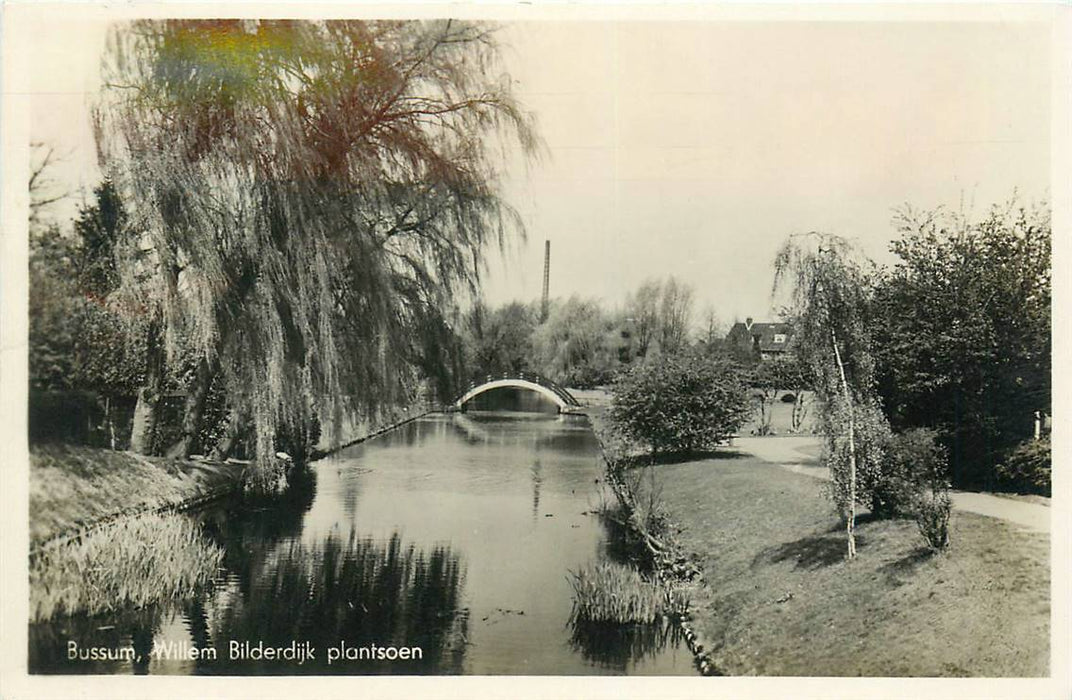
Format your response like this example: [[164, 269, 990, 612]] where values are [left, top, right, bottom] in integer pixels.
[[453, 375, 581, 413]]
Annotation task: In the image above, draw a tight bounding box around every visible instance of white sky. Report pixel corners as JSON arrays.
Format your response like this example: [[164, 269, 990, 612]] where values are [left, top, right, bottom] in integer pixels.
[[27, 17, 1053, 325]]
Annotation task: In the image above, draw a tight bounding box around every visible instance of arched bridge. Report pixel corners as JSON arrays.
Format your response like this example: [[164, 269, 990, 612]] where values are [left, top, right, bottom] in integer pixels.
[[453, 372, 583, 413]]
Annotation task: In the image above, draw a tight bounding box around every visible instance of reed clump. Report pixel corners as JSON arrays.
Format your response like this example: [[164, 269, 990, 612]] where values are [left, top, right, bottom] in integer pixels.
[[568, 561, 688, 625], [30, 513, 223, 622]]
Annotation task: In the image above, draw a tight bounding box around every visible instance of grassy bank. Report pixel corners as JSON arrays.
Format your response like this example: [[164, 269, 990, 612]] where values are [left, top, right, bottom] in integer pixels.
[[30, 443, 244, 545], [28, 444, 239, 621], [651, 452, 1049, 676]]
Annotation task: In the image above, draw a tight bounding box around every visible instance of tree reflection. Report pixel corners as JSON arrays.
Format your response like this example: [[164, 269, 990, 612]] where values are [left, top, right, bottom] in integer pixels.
[[28, 604, 164, 674], [205, 530, 468, 674]]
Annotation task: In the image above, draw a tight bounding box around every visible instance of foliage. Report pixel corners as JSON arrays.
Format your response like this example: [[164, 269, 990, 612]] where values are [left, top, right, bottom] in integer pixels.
[[995, 438, 1051, 496], [95, 20, 537, 479], [871, 200, 1050, 488], [28, 184, 148, 446], [697, 305, 725, 349], [29, 183, 140, 396], [773, 233, 884, 558], [30, 513, 223, 621], [609, 351, 749, 455], [531, 296, 619, 387], [568, 562, 687, 625], [821, 398, 893, 519], [622, 276, 695, 361], [72, 180, 125, 297], [28, 227, 81, 392], [867, 427, 950, 519], [914, 488, 952, 552], [462, 300, 539, 378]]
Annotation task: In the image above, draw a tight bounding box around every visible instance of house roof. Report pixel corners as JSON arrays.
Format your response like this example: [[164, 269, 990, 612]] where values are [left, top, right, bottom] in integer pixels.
[[726, 321, 795, 353]]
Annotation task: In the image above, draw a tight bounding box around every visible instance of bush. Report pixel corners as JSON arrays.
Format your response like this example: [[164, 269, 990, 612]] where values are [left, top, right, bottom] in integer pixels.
[[873, 428, 954, 551], [869, 428, 948, 519], [995, 438, 1051, 496], [609, 352, 749, 455], [914, 487, 952, 552], [566, 361, 614, 390]]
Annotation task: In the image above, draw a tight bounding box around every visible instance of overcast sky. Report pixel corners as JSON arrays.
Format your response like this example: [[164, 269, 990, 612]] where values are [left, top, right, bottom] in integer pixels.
[[28, 17, 1052, 326]]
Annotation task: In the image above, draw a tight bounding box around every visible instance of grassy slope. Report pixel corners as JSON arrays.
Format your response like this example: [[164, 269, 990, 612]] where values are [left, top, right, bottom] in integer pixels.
[[653, 454, 1049, 676], [30, 443, 244, 544]]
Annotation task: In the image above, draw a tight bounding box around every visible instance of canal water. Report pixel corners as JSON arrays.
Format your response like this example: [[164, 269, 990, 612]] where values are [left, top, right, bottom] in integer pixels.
[[29, 403, 695, 675]]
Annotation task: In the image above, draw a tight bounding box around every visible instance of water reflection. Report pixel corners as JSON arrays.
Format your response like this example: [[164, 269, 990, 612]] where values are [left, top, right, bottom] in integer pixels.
[[28, 604, 164, 674], [29, 531, 467, 675], [463, 387, 559, 413], [204, 531, 467, 674], [30, 412, 693, 676], [531, 459, 543, 520], [569, 619, 684, 672]]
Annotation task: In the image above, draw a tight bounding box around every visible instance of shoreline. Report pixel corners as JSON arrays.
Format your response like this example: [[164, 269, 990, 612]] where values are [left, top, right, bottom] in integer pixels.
[[585, 404, 719, 677], [30, 409, 438, 556]]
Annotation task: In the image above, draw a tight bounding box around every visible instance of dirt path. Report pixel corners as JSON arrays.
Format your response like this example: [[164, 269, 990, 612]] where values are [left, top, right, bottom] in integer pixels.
[[732, 436, 1051, 533]]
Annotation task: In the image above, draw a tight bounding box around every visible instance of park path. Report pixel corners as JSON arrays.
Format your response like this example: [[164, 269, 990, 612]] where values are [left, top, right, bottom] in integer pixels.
[[731, 436, 1051, 533]]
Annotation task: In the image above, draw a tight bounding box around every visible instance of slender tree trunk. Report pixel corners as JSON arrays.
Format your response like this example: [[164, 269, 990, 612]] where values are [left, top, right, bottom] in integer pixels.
[[129, 319, 163, 454], [104, 396, 116, 450], [166, 356, 217, 459], [831, 328, 857, 559], [792, 390, 809, 433]]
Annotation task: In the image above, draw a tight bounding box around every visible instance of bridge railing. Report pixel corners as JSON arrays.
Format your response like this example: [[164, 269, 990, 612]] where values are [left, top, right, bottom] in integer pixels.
[[459, 371, 580, 407]]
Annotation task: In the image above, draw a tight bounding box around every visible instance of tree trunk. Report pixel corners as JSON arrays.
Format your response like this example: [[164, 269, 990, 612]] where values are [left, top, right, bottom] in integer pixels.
[[831, 328, 857, 559], [165, 356, 217, 459], [105, 396, 116, 450], [129, 320, 163, 455], [792, 390, 809, 433]]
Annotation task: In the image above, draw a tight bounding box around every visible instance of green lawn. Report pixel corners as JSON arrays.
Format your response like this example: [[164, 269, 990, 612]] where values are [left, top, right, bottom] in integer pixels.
[[646, 454, 1049, 676]]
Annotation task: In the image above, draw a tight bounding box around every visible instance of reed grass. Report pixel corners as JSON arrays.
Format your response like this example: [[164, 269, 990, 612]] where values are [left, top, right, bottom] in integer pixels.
[[568, 561, 688, 625], [30, 513, 224, 622]]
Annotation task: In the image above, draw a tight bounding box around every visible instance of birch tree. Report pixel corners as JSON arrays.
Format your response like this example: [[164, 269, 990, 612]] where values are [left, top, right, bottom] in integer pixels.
[[95, 20, 537, 487], [773, 233, 884, 559]]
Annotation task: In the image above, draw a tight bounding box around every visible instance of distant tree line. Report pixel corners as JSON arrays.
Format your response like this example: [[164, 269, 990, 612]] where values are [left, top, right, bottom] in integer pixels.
[[457, 276, 707, 389]]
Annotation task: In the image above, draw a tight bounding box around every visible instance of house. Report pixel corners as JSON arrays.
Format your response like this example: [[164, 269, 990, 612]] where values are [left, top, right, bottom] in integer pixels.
[[726, 318, 795, 361]]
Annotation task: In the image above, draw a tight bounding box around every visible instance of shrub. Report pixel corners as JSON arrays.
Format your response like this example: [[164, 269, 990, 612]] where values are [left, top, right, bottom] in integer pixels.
[[995, 438, 1051, 496], [874, 428, 954, 550], [914, 487, 952, 552], [869, 428, 949, 519], [609, 352, 749, 455], [566, 361, 614, 390]]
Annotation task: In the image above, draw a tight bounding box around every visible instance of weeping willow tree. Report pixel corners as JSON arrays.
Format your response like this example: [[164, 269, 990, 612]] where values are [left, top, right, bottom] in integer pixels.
[[94, 20, 538, 488], [773, 233, 887, 559]]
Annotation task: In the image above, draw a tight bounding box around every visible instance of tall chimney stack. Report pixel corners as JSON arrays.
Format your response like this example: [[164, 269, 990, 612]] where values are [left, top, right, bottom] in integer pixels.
[[541, 240, 550, 322]]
